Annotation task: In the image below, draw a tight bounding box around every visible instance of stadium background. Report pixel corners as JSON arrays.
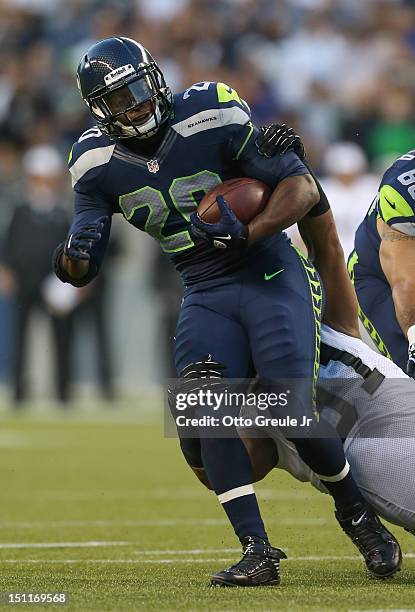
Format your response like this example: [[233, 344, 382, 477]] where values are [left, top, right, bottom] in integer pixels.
[[0, 2, 415, 610]]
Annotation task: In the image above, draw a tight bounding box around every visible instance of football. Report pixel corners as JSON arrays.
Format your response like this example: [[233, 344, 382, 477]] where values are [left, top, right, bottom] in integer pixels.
[[197, 177, 271, 224]]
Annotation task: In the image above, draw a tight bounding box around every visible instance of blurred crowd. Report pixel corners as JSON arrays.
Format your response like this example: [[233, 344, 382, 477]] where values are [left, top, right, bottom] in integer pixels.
[[0, 0, 414, 402], [1, 0, 414, 162]]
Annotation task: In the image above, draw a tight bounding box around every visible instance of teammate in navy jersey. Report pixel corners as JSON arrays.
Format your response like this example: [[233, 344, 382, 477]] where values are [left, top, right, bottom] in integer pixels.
[[348, 151, 415, 376], [53, 37, 394, 585]]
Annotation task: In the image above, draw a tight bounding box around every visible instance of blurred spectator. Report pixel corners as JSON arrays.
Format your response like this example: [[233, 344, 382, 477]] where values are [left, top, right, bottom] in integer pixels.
[[367, 86, 415, 168], [320, 142, 380, 257], [0, 145, 75, 404], [0, 138, 22, 379], [0, 0, 412, 157]]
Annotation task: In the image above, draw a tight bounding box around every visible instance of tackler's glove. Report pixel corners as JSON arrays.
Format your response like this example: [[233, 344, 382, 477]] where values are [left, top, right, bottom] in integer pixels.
[[407, 345, 415, 378], [407, 326, 415, 378], [190, 195, 249, 250], [64, 216, 107, 261], [256, 123, 305, 160], [167, 356, 226, 416]]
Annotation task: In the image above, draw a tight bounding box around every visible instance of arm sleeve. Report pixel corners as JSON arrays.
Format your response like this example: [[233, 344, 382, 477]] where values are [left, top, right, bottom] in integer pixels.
[[55, 193, 112, 287], [68, 185, 112, 271], [66, 130, 115, 271]]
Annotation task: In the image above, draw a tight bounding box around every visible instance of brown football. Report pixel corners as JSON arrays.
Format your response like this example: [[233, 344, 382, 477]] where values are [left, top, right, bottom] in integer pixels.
[[197, 177, 271, 224]]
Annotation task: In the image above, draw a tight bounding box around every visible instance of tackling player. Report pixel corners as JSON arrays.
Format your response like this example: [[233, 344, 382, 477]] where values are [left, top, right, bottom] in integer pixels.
[[348, 150, 415, 376], [53, 38, 398, 586], [241, 324, 415, 535]]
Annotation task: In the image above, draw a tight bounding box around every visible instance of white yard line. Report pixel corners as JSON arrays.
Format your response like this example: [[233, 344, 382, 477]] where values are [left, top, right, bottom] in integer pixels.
[[0, 553, 414, 563], [0, 519, 228, 528], [137, 548, 241, 555], [3, 488, 311, 501], [0, 559, 236, 564], [0, 541, 129, 549], [0, 517, 327, 529]]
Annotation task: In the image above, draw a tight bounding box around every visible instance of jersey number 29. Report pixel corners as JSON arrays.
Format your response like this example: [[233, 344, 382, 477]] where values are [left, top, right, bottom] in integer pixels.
[[119, 170, 221, 253]]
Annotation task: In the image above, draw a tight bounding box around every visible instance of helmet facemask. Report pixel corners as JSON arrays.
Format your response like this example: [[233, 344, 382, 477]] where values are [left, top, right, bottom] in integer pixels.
[[87, 63, 171, 139]]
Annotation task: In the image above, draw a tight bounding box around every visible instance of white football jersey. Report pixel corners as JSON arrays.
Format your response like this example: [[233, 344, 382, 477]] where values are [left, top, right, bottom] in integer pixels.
[[269, 325, 415, 529]]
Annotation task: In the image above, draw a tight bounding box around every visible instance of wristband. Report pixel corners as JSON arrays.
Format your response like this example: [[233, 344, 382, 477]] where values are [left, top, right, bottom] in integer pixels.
[[407, 324, 415, 345]]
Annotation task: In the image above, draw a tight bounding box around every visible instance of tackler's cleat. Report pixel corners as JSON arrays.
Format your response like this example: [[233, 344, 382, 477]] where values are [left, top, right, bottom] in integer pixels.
[[211, 536, 287, 587], [336, 503, 402, 578]]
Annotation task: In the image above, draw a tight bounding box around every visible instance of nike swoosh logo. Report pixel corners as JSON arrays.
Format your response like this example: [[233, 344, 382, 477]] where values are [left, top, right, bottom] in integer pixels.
[[214, 234, 232, 240], [384, 195, 396, 209], [264, 268, 284, 281], [351, 512, 366, 527]]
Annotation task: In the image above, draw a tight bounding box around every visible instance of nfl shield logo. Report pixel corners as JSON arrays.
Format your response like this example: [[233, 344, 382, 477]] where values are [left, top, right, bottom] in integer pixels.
[[147, 159, 159, 174]]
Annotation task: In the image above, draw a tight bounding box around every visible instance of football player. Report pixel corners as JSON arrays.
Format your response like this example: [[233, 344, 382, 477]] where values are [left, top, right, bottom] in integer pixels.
[[53, 38, 399, 586], [347, 150, 415, 376], [178, 124, 405, 580]]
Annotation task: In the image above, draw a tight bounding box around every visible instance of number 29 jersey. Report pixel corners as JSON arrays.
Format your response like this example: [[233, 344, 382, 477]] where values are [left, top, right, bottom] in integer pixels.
[[68, 81, 308, 285]]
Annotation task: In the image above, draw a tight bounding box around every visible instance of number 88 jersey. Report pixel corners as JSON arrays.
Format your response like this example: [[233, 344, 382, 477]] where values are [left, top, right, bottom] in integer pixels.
[[352, 150, 415, 281], [67, 81, 308, 286]]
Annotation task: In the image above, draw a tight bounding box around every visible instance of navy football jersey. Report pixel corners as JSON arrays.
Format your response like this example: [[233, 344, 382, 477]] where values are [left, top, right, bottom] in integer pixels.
[[353, 150, 415, 280], [67, 81, 308, 285]]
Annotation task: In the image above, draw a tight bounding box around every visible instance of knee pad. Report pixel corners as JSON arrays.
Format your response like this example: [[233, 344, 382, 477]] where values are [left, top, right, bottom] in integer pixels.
[[168, 355, 226, 413], [179, 355, 226, 381], [167, 355, 226, 465]]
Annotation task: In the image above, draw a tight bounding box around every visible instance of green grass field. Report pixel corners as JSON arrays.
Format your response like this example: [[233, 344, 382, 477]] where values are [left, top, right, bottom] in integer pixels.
[[0, 405, 414, 611]]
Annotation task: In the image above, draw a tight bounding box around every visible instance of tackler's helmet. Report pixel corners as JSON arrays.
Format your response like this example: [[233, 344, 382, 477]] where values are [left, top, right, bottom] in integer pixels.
[[77, 37, 172, 139]]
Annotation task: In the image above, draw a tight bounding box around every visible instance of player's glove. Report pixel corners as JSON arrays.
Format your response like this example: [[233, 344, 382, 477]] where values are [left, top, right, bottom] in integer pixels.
[[256, 123, 305, 160], [407, 343, 415, 378], [64, 216, 107, 261], [190, 195, 249, 250]]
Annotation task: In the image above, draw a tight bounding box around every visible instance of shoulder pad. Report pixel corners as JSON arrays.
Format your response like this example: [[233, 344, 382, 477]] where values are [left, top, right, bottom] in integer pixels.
[[172, 81, 251, 138], [68, 127, 115, 187], [378, 155, 415, 234]]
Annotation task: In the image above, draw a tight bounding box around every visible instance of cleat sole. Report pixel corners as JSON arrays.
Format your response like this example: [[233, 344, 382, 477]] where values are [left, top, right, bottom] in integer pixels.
[[211, 577, 280, 588], [211, 581, 280, 587]]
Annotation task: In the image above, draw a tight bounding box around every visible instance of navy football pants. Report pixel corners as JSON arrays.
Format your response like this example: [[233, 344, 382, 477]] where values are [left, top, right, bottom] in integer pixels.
[[349, 252, 407, 370], [174, 239, 364, 515], [175, 238, 322, 415]]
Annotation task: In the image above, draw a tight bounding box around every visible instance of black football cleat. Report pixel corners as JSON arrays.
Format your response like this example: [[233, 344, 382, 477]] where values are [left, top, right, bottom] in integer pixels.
[[211, 536, 287, 587], [336, 502, 402, 578]]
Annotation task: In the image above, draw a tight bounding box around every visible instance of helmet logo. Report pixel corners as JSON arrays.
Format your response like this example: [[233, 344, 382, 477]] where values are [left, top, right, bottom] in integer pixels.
[[147, 159, 159, 173], [104, 64, 135, 85]]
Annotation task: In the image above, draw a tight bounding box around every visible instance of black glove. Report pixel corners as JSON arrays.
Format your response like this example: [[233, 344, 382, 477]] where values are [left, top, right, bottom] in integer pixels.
[[64, 216, 107, 261], [167, 356, 226, 415], [407, 342, 415, 378], [190, 196, 249, 250], [256, 123, 305, 160]]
